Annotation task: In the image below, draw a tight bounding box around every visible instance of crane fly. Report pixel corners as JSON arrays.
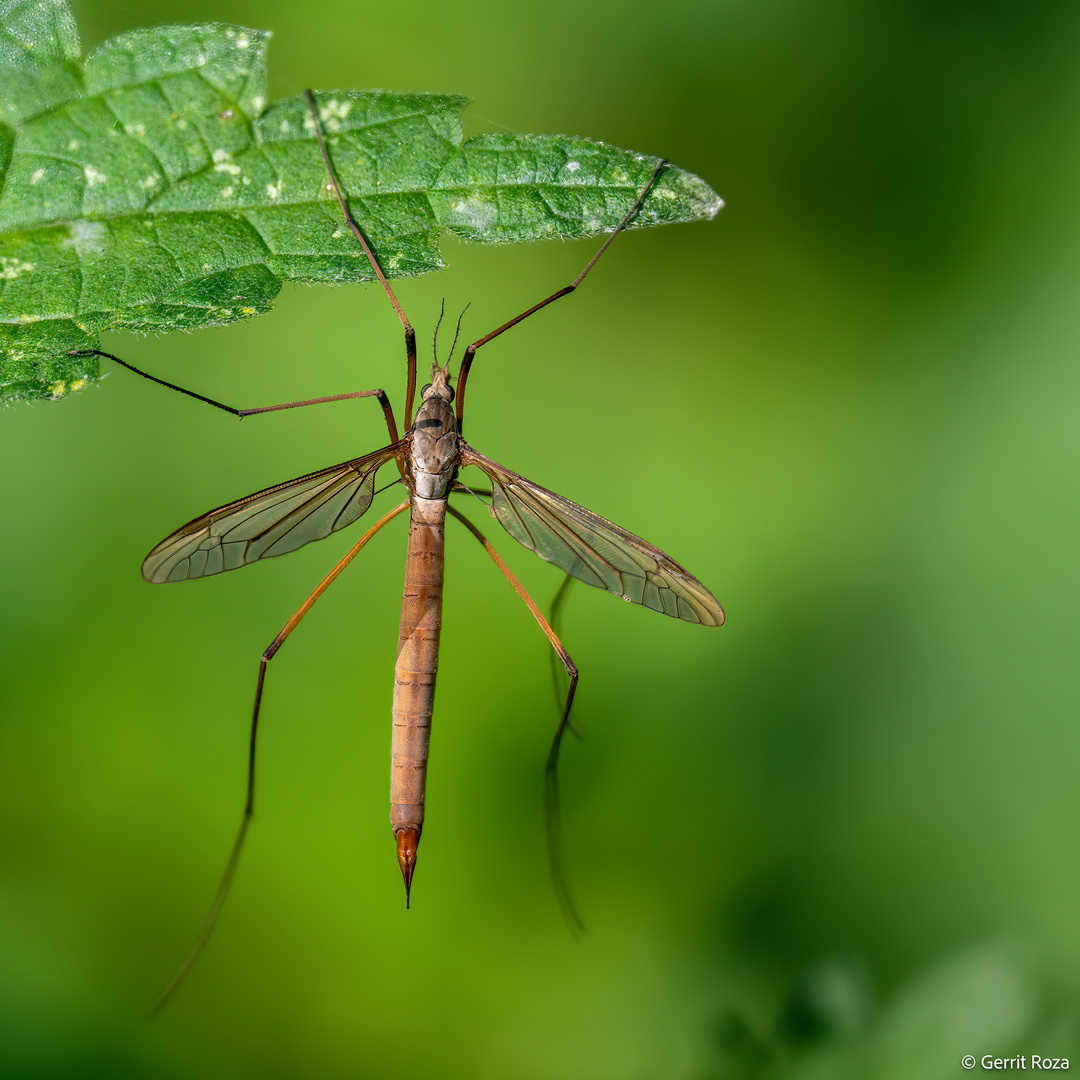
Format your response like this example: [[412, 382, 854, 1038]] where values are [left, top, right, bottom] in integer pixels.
[[74, 90, 724, 1009]]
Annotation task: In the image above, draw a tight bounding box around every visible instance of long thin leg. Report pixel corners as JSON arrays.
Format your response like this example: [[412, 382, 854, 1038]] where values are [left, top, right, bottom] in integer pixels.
[[454, 158, 668, 428], [68, 348, 401, 446], [446, 504, 583, 932], [149, 499, 410, 1015], [304, 90, 419, 424], [548, 575, 576, 710]]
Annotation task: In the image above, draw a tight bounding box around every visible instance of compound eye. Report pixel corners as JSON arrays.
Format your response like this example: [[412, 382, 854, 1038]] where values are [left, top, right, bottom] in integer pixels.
[[420, 382, 433, 397]]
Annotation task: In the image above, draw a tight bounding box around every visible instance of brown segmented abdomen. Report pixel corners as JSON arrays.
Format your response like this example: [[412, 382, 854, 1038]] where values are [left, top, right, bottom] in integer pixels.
[[390, 493, 447, 899]]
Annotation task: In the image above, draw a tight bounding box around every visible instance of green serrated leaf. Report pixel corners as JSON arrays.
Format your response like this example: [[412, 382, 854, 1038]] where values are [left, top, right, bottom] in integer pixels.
[[0, 1, 722, 405]]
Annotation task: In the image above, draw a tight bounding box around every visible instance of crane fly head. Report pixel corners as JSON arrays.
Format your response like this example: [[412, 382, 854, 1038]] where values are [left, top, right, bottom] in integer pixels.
[[420, 363, 455, 403]]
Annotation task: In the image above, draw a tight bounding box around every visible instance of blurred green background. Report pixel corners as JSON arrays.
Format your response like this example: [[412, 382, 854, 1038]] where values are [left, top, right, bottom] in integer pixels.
[[2, 0, 1079, 1077]]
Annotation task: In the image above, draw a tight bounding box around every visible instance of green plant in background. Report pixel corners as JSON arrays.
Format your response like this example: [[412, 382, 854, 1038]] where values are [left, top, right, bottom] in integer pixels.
[[0, 0, 719, 404], [699, 949, 1069, 1080]]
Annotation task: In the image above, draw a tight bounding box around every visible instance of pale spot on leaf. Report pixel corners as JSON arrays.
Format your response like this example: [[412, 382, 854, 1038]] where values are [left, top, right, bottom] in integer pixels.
[[212, 149, 241, 175], [63, 219, 107, 256], [446, 195, 498, 231], [319, 99, 354, 121], [0, 257, 35, 279]]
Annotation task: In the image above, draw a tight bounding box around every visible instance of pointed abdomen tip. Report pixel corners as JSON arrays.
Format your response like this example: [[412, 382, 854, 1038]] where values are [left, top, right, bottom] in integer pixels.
[[394, 825, 421, 906]]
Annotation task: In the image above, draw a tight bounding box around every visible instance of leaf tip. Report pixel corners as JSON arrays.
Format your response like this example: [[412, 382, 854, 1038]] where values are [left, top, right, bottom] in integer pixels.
[[661, 167, 724, 223]]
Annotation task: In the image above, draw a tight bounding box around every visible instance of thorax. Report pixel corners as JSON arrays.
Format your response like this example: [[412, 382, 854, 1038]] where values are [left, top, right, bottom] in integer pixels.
[[408, 394, 460, 500]]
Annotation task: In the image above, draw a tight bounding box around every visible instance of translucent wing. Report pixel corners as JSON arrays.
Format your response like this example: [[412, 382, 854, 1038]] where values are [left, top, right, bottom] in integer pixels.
[[460, 445, 724, 626], [143, 444, 403, 583]]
